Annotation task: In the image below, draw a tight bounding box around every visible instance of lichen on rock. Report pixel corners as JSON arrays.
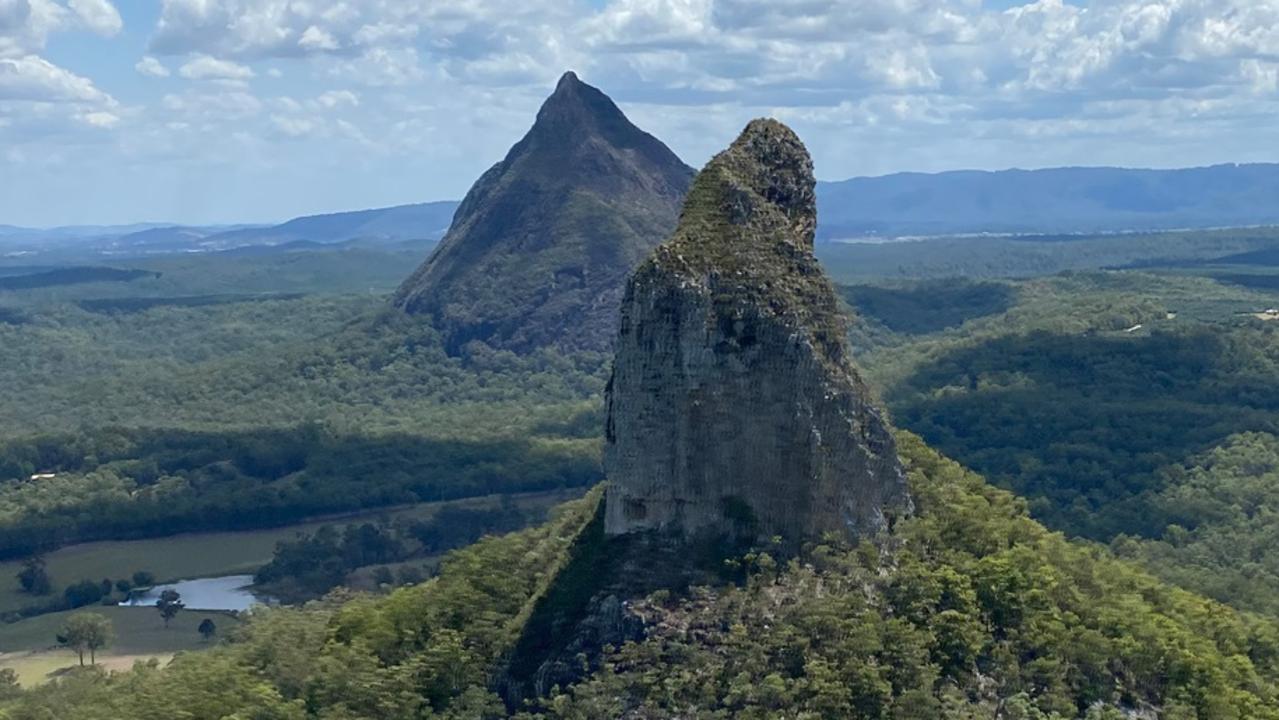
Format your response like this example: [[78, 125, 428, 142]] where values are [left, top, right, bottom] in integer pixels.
[[604, 118, 911, 543]]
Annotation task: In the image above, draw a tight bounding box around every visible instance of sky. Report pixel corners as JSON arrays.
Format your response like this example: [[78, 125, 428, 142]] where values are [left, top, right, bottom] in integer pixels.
[[4, 0, 1279, 227]]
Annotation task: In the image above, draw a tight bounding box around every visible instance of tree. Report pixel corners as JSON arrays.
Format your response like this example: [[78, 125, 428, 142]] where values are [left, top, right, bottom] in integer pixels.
[[156, 589, 184, 627], [59, 613, 113, 666], [16, 556, 51, 596], [198, 618, 217, 641], [64, 579, 105, 608], [132, 571, 156, 588], [115, 578, 132, 595]]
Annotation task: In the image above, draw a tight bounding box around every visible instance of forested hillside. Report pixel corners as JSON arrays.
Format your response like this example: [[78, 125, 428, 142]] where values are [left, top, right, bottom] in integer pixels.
[[5, 438, 1277, 718], [846, 271, 1279, 618]]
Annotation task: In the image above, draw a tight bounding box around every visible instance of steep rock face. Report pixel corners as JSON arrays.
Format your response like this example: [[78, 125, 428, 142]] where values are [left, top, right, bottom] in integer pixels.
[[604, 119, 910, 542], [392, 71, 694, 353]]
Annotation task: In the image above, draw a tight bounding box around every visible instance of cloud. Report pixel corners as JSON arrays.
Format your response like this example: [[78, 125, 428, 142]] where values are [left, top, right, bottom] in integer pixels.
[[179, 54, 255, 81], [298, 25, 338, 52], [14, 0, 1279, 226], [77, 108, 118, 127], [149, 0, 579, 86], [0, 53, 108, 101], [0, 0, 68, 57], [316, 89, 357, 108], [135, 55, 169, 77], [0, 0, 122, 57], [0, 2, 120, 141], [270, 113, 316, 137], [162, 88, 261, 119], [68, 0, 120, 36]]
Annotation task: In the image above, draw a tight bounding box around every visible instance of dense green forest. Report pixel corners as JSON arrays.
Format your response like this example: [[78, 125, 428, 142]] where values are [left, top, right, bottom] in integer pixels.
[[3, 234, 1279, 649], [5, 438, 1278, 718], [0, 254, 608, 567], [841, 270, 1279, 618], [1112, 432, 1279, 616], [0, 424, 598, 560]]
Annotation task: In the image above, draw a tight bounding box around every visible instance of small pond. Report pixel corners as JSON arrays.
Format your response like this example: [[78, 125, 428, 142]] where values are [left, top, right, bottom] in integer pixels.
[[125, 575, 273, 612]]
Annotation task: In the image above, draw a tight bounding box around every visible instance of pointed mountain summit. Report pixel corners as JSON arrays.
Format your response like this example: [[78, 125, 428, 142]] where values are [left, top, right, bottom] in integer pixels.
[[393, 71, 695, 353], [605, 118, 910, 542]]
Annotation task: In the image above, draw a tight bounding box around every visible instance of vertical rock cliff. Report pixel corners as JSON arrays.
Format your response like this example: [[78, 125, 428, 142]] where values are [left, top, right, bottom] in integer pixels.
[[604, 118, 910, 542], [392, 71, 694, 354]]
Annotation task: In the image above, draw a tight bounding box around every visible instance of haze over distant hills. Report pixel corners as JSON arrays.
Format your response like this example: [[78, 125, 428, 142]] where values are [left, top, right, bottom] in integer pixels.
[[816, 163, 1279, 239], [0, 202, 459, 258], [8, 162, 1279, 259]]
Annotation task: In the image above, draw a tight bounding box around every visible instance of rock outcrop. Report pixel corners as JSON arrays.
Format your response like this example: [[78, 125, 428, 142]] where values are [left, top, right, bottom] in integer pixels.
[[392, 71, 694, 354], [604, 118, 910, 542]]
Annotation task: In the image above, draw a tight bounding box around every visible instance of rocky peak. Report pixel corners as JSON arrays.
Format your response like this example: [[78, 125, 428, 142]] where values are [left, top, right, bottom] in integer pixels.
[[531, 71, 615, 131], [392, 72, 694, 353], [603, 118, 910, 542]]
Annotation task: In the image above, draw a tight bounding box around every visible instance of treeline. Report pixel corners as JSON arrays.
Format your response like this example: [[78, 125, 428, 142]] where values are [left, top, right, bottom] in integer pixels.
[[254, 500, 532, 601], [76, 293, 305, 314], [814, 226, 1279, 283], [0, 267, 157, 292], [842, 271, 1279, 617], [0, 296, 607, 438], [1112, 432, 1279, 616], [0, 425, 599, 559], [887, 323, 1279, 541]]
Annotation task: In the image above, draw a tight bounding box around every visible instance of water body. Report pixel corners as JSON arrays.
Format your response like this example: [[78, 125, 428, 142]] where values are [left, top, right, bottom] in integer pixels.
[[125, 575, 271, 612]]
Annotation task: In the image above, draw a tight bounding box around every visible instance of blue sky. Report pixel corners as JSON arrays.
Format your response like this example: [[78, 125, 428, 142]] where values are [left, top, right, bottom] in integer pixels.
[[3, 0, 1279, 227]]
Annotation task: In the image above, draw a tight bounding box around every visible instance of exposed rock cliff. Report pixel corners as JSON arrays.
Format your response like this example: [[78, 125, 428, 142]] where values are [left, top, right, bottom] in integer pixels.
[[604, 118, 910, 542], [392, 71, 694, 353]]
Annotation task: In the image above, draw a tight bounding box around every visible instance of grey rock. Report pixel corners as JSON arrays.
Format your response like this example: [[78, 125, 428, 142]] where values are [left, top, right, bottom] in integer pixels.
[[604, 118, 910, 542], [393, 71, 694, 354]]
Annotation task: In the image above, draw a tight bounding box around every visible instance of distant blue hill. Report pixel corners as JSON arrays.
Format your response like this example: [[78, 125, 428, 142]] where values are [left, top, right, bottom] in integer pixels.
[[199, 201, 458, 250], [814, 163, 1279, 239], [11, 164, 1279, 255], [1, 202, 460, 258]]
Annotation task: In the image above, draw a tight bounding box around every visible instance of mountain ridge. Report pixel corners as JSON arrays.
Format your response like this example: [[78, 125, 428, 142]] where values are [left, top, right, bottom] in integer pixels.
[[11, 162, 1279, 254], [392, 71, 694, 354], [817, 162, 1279, 239]]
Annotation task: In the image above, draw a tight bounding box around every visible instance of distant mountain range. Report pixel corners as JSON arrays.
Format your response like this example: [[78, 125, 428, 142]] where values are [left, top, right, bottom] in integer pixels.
[[814, 163, 1279, 239], [0, 202, 458, 258], [8, 163, 1279, 259]]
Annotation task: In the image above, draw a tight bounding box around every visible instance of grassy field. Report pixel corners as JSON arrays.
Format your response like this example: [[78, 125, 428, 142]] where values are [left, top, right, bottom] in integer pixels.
[[0, 488, 583, 617], [0, 606, 241, 686]]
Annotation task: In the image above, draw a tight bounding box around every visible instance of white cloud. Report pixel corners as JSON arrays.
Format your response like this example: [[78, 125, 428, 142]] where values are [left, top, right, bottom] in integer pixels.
[[77, 108, 118, 127], [271, 113, 316, 137], [298, 25, 338, 52], [1241, 59, 1279, 94], [870, 47, 940, 90], [135, 55, 169, 78], [68, 0, 120, 36], [14, 0, 1279, 226], [316, 89, 357, 108], [179, 54, 255, 81], [0, 53, 108, 101], [0, 0, 69, 57]]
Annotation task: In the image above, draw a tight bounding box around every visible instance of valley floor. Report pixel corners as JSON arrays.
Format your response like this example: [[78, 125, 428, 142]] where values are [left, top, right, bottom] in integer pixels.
[[0, 606, 239, 686], [0, 488, 583, 659]]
